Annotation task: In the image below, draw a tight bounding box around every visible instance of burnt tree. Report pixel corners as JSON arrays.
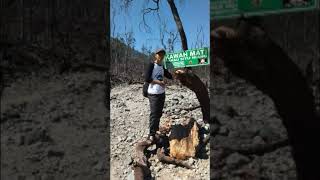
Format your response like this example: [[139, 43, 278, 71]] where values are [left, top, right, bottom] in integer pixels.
[[174, 70, 210, 122], [212, 18, 320, 180], [167, 0, 188, 51]]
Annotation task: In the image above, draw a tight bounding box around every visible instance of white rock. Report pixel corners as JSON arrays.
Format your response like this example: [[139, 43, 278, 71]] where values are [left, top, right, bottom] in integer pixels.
[[154, 166, 161, 172], [188, 158, 195, 165]]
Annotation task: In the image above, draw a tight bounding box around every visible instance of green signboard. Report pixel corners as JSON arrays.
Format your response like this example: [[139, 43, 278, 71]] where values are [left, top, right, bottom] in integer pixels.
[[211, 0, 319, 19], [164, 47, 210, 69]]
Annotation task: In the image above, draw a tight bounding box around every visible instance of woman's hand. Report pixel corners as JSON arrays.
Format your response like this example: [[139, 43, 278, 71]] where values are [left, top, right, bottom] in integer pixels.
[[158, 80, 165, 87], [173, 69, 185, 79], [152, 80, 165, 87], [175, 69, 184, 74]]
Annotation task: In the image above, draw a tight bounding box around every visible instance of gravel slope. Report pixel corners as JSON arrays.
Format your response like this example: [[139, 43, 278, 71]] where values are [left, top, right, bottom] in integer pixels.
[[1, 71, 108, 180], [211, 76, 296, 180], [111, 84, 210, 180]]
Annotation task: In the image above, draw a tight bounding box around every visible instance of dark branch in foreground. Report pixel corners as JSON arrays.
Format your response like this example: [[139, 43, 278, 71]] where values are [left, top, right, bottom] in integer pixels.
[[133, 140, 153, 180], [212, 18, 320, 180], [157, 148, 193, 169]]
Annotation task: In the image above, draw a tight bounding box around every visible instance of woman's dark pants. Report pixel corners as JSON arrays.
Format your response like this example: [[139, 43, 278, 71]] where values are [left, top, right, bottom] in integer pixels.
[[148, 93, 165, 136]]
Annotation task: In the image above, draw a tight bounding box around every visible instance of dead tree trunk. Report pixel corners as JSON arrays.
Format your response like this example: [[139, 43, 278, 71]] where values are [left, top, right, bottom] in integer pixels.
[[212, 19, 320, 180], [167, 0, 188, 50], [166, 0, 209, 123], [133, 140, 152, 179], [174, 70, 210, 123]]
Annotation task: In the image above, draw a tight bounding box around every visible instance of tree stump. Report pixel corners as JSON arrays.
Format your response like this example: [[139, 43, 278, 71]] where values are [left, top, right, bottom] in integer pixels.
[[169, 118, 199, 160]]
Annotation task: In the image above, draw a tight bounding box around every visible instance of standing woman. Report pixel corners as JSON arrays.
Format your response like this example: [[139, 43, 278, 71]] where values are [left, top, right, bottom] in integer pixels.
[[145, 48, 173, 142]]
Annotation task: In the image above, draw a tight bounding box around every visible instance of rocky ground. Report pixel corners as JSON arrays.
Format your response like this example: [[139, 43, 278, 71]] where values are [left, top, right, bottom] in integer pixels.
[[1, 70, 108, 180], [210, 75, 297, 180], [110, 84, 210, 180]]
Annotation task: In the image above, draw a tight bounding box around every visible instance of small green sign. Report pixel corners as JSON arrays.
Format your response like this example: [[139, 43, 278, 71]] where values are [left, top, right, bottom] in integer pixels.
[[164, 47, 210, 69], [211, 0, 319, 19]]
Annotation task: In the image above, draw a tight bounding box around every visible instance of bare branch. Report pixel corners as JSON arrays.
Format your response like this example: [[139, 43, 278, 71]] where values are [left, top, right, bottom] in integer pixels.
[[194, 26, 205, 48], [168, 31, 179, 51], [140, 0, 160, 32], [158, 18, 179, 52], [120, 0, 134, 13], [111, 5, 117, 37], [159, 23, 167, 50]]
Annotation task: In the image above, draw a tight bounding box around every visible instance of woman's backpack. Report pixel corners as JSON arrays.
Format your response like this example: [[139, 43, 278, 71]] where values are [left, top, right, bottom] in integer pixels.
[[143, 62, 154, 97], [142, 82, 149, 97]]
